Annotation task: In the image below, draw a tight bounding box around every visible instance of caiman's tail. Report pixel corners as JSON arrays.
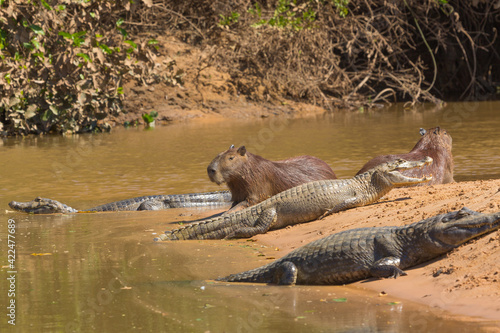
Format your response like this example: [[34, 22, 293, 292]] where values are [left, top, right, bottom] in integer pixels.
[[156, 214, 245, 240], [216, 261, 297, 285], [217, 263, 277, 284]]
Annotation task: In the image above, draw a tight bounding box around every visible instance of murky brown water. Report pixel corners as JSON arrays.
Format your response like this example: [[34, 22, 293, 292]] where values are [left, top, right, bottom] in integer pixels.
[[1, 101, 500, 331]]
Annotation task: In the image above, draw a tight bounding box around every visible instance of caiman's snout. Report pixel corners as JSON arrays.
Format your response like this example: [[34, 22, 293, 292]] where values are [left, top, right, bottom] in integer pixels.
[[382, 156, 433, 186], [9, 200, 35, 213], [8, 197, 65, 214], [394, 156, 433, 171], [432, 207, 500, 247]]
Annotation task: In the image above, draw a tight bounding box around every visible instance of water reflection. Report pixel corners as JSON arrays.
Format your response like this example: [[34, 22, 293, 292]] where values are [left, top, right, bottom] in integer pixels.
[[3, 211, 493, 332]]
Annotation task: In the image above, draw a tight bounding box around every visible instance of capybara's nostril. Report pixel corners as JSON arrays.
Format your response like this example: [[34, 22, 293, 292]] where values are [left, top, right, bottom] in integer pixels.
[[207, 167, 216, 175]]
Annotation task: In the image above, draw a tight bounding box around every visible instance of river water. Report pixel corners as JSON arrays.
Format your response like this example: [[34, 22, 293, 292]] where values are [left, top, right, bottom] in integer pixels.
[[1, 101, 500, 332]]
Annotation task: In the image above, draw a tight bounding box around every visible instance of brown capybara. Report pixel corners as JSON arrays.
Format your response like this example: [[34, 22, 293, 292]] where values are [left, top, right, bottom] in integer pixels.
[[356, 126, 454, 185], [207, 145, 337, 209]]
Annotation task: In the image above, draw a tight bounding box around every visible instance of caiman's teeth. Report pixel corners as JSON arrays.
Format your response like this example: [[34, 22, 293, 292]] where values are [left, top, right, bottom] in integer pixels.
[[462, 223, 486, 229]]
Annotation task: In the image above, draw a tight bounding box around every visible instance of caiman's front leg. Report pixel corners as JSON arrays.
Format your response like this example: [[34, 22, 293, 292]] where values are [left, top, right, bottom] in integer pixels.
[[138, 200, 164, 210], [369, 256, 407, 279], [223, 200, 249, 214], [370, 233, 407, 279], [225, 207, 277, 239], [273, 261, 298, 285], [319, 197, 358, 220]]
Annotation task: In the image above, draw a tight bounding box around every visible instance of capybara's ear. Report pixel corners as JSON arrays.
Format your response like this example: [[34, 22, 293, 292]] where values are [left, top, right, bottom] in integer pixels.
[[419, 128, 426, 136], [229, 144, 235, 149], [237, 146, 247, 156]]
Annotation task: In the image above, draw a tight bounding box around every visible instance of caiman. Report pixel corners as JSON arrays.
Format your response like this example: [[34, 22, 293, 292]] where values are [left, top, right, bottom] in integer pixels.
[[218, 207, 500, 285], [8, 191, 232, 214], [156, 157, 433, 241]]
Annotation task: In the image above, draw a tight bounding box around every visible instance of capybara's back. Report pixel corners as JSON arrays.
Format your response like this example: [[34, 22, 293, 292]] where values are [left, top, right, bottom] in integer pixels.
[[208, 145, 337, 207]]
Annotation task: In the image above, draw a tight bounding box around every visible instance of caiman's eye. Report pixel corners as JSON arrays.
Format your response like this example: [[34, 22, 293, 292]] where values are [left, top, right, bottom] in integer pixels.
[[457, 211, 470, 217], [443, 209, 472, 222]]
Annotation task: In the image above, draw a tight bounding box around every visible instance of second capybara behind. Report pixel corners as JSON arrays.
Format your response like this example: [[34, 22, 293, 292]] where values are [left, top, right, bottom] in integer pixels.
[[207, 145, 337, 208], [356, 126, 454, 185]]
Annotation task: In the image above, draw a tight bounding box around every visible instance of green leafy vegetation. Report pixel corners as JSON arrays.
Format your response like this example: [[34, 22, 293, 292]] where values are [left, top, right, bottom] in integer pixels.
[[0, 1, 170, 136], [218, 12, 240, 27], [142, 111, 158, 125], [333, 0, 350, 18], [333, 298, 347, 302], [246, 1, 350, 30], [248, 0, 321, 30]]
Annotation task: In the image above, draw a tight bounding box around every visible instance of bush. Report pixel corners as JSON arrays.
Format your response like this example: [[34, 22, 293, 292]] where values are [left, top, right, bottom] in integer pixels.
[[0, 0, 166, 136], [1, 0, 498, 135], [207, 0, 499, 108]]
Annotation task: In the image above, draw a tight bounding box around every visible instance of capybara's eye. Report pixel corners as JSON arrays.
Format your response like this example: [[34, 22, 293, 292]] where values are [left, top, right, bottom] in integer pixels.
[[229, 157, 234, 161]]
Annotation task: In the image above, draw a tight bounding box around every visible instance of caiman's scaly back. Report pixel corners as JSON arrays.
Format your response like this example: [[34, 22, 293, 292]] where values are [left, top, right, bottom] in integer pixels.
[[218, 207, 500, 285], [157, 157, 433, 241]]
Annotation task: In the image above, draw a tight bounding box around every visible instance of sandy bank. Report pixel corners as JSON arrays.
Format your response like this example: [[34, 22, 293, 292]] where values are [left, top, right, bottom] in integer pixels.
[[249, 179, 500, 322]]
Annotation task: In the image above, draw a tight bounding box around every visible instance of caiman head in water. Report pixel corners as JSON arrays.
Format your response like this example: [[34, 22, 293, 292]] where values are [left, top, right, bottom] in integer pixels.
[[369, 156, 433, 187], [8, 197, 72, 214]]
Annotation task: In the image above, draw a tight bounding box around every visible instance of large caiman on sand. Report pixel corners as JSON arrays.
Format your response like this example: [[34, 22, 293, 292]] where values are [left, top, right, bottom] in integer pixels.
[[156, 157, 432, 241], [8, 191, 232, 214], [218, 207, 500, 285]]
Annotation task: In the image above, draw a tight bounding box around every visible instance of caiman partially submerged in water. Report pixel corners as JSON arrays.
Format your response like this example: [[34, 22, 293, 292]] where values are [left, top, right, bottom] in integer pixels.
[[157, 157, 433, 241], [8, 191, 232, 214], [218, 207, 500, 285]]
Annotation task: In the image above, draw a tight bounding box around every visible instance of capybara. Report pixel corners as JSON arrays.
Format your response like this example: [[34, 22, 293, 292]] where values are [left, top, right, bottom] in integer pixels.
[[356, 127, 454, 185], [207, 145, 337, 208]]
